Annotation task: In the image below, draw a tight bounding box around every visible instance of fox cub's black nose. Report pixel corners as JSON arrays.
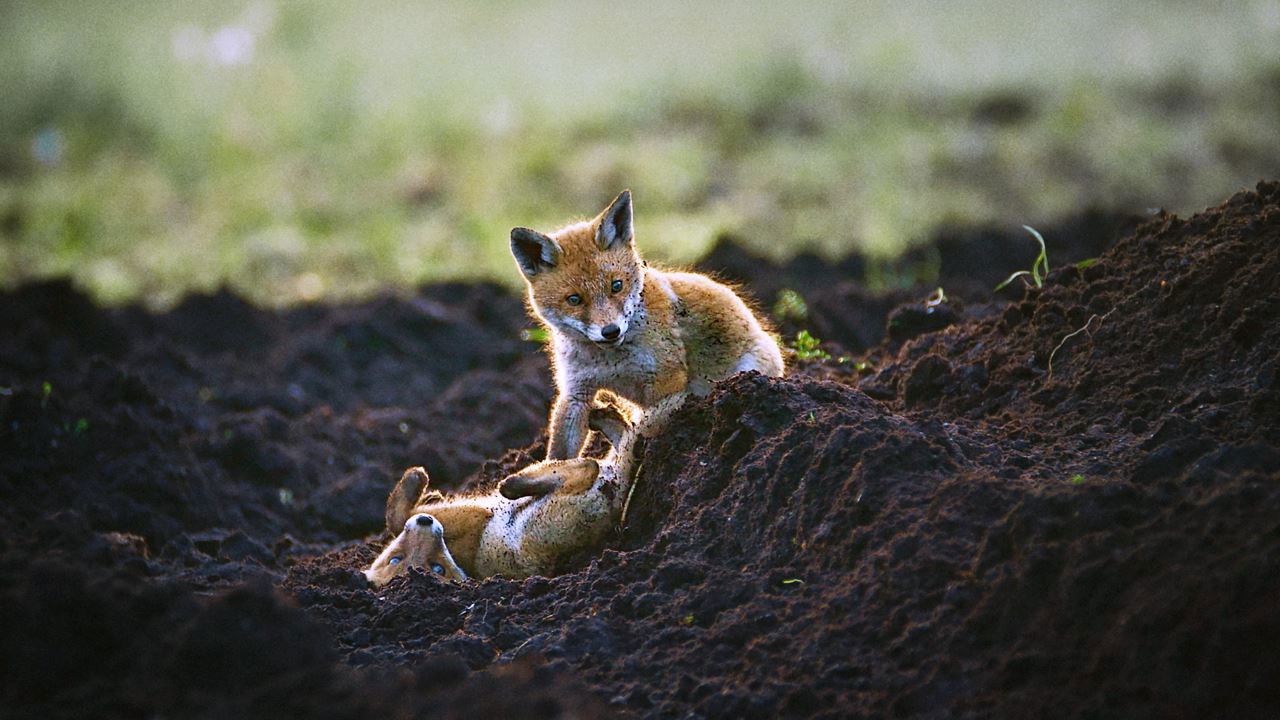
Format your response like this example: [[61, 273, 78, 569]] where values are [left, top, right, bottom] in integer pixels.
[[415, 515, 433, 527], [601, 324, 621, 341]]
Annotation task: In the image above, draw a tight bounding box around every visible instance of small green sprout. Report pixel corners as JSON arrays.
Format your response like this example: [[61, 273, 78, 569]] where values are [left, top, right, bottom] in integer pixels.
[[41, 381, 52, 408], [835, 354, 875, 371], [789, 330, 830, 360], [781, 578, 805, 586], [995, 226, 1050, 291], [1070, 474, 1085, 485], [520, 327, 550, 343], [680, 613, 695, 625], [926, 287, 947, 307], [773, 289, 809, 322], [1074, 257, 1099, 270], [73, 418, 90, 435]]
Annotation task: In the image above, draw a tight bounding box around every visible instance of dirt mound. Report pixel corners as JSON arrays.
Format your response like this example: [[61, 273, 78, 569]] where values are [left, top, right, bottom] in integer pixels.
[[698, 208, 1136, 353], [2, 186, 1278, 718], [864, 181, 1280, 473]]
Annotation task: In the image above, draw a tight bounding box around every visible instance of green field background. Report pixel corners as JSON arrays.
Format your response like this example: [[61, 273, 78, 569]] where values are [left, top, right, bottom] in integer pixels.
[[2, 1, 1278, 306]]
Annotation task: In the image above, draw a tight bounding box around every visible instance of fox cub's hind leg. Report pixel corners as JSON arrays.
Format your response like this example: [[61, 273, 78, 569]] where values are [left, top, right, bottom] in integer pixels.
[[384, 467, 443, 532], [499, 405, 631, 500]]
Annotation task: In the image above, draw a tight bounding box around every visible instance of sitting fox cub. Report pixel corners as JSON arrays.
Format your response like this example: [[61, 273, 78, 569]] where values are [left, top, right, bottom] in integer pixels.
[[511, 190, 784, 460], [364, 405, 641, 585]]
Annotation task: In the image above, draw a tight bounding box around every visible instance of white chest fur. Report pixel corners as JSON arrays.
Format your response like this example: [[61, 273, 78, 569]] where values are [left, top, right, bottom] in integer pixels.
[[553, 308, 670, 400]]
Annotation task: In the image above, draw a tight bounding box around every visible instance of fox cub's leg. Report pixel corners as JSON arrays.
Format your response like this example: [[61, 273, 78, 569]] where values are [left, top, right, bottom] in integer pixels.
[[498, 467, 558, 499], [499, 458, 600, 499], [548, 394, 592, 460], [503, 404, 629, 500], [555, 458, 603, 495], [588, 402, 630, 448]]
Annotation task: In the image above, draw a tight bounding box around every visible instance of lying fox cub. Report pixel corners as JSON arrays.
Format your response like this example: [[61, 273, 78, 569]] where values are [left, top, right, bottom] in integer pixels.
[[364, 403, 647, 586], [511, 190, 784, 460]]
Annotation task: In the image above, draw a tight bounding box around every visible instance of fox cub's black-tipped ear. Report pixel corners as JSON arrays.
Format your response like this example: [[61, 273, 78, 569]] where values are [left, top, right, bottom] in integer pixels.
[[596, 190, 633, 250], [511, 227, 560, 277], [386, 467, 430, 534]]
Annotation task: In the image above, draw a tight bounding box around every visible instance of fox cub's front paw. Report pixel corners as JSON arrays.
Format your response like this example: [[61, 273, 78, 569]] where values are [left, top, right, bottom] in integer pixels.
[[499, 473, 559, 500], [588, 404, 631, 448]]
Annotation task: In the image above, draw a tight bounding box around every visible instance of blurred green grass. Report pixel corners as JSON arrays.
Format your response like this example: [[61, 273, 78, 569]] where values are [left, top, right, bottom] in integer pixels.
[[1, 0, 1279, 306]]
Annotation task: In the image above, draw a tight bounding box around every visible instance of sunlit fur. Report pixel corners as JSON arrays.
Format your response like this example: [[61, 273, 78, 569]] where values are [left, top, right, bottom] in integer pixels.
[[511, 190, 784, 460], [364, 513, 467, 587], [366, 407, 644, 583]]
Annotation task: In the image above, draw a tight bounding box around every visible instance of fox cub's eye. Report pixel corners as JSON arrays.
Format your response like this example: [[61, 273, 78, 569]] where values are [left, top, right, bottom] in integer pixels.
[[431, 563, 445, 575], [566, 294, 582, 306], [388, 556, 402, 565], [610, 279, 623, 294]]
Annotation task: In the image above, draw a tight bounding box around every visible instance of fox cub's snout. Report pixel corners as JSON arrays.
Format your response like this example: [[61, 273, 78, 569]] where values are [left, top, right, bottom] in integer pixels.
[[511, 190, 643, 345]]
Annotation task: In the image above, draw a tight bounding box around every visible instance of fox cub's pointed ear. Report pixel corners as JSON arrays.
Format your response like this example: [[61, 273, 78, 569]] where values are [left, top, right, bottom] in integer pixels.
[[596, 190, 633, 250], [511, 227, 560, 277], [386, 466, 431, 534]]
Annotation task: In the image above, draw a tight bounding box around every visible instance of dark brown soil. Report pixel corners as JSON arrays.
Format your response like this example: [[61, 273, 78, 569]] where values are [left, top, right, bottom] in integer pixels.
[[2, 183, 1278, 719]]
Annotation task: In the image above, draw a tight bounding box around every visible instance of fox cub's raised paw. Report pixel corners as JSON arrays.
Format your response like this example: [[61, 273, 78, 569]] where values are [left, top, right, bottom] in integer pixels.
[[499, 457, 601, 499], [498, 467, 562, 499], [588, 403, 630, 449]]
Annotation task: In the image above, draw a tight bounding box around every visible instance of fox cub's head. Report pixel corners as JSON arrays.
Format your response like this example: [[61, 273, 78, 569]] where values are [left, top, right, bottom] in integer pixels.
[[510, 190, 643, 346], [364, 513, 467, 588]]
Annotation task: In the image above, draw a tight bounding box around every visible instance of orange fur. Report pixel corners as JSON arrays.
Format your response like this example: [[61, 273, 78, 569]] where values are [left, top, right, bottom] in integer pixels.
[[410, 500, 494, 572], [363, 512, 467, 586], [367, 412, 639, 584], [511, 190, 784, 460]]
